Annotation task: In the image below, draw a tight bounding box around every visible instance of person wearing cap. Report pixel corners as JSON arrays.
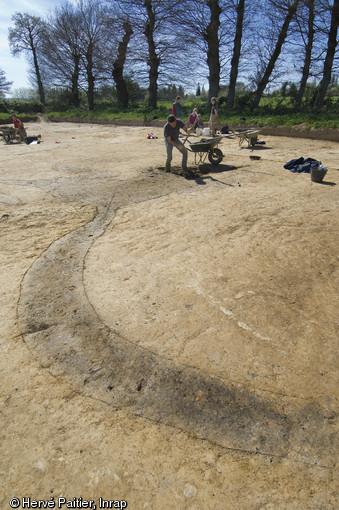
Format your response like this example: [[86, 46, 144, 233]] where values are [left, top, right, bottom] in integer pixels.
[[164, 114, 194, 178]]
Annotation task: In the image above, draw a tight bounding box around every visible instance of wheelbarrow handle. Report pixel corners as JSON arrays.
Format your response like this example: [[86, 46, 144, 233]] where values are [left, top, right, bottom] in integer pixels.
[[182, 132, 191, 145], [182, 117, 197, 145]]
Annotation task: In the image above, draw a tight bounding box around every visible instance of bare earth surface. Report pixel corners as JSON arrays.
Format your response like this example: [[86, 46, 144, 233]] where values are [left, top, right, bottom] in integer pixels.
[[1, 120, 338, 509]]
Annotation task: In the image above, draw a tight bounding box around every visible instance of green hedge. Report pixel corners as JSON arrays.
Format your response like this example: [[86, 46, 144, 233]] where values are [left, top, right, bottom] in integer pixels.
[[0, 112, 39, 124], [1, 96, 339, 129], [0, 99, 43, 115]]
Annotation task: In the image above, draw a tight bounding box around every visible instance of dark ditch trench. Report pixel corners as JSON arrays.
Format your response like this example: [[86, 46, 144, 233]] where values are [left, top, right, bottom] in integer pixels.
[[17, 168, 335, 467]]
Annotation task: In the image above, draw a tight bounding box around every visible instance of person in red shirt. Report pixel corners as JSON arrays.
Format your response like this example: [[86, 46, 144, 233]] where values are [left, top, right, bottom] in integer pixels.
[[189, 108, 204, 132], [11, 113, 27, 141]]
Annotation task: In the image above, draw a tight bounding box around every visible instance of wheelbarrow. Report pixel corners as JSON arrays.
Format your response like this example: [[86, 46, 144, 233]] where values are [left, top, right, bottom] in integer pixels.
[[230, 129, 261, 148], [0, 126, 23, 144], [185, 136, 224, 165]]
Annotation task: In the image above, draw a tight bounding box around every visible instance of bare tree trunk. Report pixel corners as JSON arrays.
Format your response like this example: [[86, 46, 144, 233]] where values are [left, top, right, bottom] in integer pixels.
[[86, 43, 95, 111], [253, 0, 301, 108], [296, 0, 315, 106], [32, 45, 46, 106], [227, 0, 245, 109], [9, 13, 46, 106], [315, 0, 339, 106], [70, 53, 81, 108], [112, 21, 133, 107], [204, 0, 222, 100], [144, 0, 160, 109]]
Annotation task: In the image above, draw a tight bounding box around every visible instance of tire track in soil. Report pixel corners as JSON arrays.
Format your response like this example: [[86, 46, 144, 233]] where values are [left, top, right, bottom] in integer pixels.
[[17, 168, 335, 466]]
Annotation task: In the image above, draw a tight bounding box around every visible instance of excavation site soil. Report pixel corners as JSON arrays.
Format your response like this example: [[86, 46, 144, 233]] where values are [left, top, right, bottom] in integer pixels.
[[1, 119, 338, 509]]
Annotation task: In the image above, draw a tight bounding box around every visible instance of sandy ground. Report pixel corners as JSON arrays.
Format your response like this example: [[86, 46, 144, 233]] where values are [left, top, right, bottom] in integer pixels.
[[1, 120, 338, 509]]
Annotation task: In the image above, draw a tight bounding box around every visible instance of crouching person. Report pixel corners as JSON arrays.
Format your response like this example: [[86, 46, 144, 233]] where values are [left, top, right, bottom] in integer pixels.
[[11, 112, 27, 141]]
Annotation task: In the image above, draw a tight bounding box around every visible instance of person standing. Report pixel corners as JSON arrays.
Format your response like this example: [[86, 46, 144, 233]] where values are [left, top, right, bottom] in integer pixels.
[[164, 114, 194, 178], [11, 113, 27, 141], [172, 96, 182, 120], [209, 97, 219, 135]]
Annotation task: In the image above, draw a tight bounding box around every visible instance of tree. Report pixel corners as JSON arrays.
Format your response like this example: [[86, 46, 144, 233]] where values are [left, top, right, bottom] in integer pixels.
[[112, 21, 134, 107], [10, 88, 38, 101], [77, 0, 112, 110], [252, 0, 301, 107], [119, 0, 189, 109], [226, 0, 246, 108], [204, 0, 222, 100], [8, 12, 47, 105], [43, 1, 83, 108], [4, 0, 337, 110], [143, 0, 161, 108], [295, 0, 315, 105], [176, 0, 251, 103], [175, 0, 226, 100], [0, 69, 13, 98], [315, 0, 339, 105], [46, 0, 118, 110]]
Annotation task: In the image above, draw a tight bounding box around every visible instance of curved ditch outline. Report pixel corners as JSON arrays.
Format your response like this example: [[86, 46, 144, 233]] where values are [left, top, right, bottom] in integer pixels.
[[16, 174, 334, 466]]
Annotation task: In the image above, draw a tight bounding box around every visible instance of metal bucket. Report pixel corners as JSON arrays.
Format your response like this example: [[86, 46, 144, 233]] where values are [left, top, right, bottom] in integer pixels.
[[311, 167, 327, 183]]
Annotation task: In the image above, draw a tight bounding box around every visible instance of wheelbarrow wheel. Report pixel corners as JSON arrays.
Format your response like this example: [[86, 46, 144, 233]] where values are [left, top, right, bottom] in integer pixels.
[[3, 134, 11, 144], [208, 147, 223, 165], [250, 135, 258, 146], [14, 132, 22, 143]]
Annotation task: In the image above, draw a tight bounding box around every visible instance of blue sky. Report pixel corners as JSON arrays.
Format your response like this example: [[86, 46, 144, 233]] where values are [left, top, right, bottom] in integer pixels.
[[0, 0, 75, 93]]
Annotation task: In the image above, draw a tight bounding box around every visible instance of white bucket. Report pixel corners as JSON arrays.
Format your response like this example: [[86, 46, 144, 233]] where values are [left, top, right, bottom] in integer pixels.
[[203, 127, 210, 136], [196, 127, 203, 136]]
